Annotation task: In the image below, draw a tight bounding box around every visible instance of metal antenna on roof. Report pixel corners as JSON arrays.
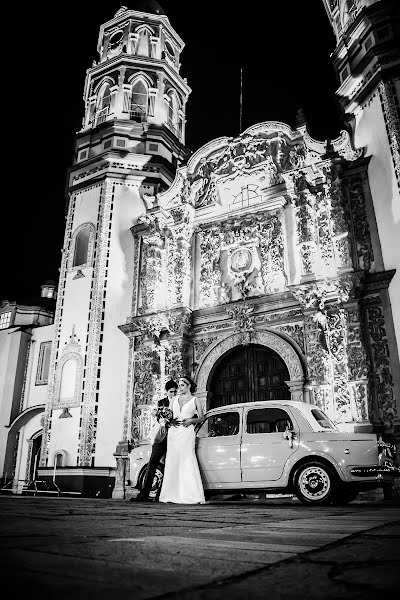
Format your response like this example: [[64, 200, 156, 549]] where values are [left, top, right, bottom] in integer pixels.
[[239, 67, 243, 134]]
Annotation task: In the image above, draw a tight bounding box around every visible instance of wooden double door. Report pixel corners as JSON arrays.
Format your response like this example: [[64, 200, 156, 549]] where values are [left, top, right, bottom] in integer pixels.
[[209, 344, 290, 409]]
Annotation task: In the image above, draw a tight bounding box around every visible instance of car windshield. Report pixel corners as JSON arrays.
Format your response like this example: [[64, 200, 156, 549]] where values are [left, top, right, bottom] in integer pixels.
[[311, 408, 338, 430]]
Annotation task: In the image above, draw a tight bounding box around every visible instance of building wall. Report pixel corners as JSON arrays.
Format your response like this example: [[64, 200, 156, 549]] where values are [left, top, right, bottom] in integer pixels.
[[21, 325, 54, 411], [0, 328, 30, 478], [13, 413, 43, 493], [43, 180, 145, 469], [354, 88, 400, 349], [90, 182, 143, 466]]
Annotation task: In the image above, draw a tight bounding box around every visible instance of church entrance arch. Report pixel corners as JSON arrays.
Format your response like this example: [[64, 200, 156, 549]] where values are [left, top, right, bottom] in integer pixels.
[[195, 331, 305, 408], [209, 344, 290, 409]]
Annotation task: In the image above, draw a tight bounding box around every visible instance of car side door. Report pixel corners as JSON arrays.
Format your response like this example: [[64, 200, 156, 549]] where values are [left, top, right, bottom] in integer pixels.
[[195, 408, 242, 488], [241, 406, 299, 482]]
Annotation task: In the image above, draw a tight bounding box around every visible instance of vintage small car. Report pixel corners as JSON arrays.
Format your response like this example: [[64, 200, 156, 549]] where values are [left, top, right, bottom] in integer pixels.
[[129, 400, 398, 505]]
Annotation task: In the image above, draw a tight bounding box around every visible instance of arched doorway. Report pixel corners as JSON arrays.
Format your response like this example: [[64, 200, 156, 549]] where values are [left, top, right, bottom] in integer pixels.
[[209, 344, 291, 409], [29, 434, 42, 481]]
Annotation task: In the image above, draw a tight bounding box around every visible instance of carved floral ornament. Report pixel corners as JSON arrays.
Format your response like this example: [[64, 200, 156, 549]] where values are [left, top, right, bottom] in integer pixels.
[[130, 308, 192, 341], [226, 302, 255, 345], [289, 274, 361, 311], [197, 210, 286, 307]]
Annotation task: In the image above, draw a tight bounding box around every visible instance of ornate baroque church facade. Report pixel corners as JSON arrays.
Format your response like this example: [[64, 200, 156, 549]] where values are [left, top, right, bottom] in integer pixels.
[[1, 0, 399, 497]]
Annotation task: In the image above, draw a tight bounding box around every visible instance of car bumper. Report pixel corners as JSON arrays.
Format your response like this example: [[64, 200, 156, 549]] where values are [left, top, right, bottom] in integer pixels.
[[350, 465, 400, 478]]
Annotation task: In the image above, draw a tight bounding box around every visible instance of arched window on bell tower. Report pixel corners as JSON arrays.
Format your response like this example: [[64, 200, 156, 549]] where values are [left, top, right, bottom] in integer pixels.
[[130, 80, 148, 123], [73, 229, 90, 267], [96, 83, 111, 125], [69, 222, 95, 271], [136, 25, 152, 57], [166, 91, 182, 137]]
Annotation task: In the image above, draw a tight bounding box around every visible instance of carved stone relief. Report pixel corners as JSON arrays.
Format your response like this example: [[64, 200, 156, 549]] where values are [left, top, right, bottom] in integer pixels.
[[226, 302, 255, 346], [303, 298, 371, 424], [198, 227, 222, 308], [191, 130, 306, 209], [273, 323, 305, 355], [198, 211, 286, 307], [363, 296, 397, 434], [168, 206, 194, 306], [379, 81, 400, 187], [291, 166, 354, 281], [345, 174, 375, 272], [193, 337, 218, 362]]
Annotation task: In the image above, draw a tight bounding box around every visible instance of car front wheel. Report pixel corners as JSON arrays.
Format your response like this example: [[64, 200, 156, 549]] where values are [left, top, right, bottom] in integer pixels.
[[294, 462, 336, 505]]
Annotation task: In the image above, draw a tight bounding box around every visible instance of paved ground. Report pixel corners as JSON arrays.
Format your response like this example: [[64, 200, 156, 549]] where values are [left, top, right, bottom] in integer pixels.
[[0, 496, 399, 599]]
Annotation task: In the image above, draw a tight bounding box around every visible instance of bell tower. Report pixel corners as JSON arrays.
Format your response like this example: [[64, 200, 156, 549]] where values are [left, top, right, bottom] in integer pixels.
[[322, 0, 400, 369], [78, 2, 190, 177], [38, 3, 190, 493]]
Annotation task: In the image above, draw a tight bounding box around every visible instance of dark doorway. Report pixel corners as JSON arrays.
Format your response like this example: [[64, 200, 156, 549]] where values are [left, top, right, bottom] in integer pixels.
[[209, 344, 290, 409], [29, 435, 42, 481]]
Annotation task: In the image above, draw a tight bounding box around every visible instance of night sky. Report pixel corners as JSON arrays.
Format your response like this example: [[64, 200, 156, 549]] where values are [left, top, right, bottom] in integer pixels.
[[3, 1, 343, 302]]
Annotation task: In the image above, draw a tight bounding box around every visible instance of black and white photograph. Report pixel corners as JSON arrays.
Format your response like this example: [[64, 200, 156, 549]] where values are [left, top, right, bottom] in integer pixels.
[[1, 0, 399, 597]]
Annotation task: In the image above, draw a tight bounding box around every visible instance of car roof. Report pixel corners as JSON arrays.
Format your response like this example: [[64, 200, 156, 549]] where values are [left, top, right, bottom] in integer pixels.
[[206, 400, 311, 412]]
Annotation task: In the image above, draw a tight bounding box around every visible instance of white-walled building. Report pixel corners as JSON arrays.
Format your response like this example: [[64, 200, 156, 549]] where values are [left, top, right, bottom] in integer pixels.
[[1, 0, 399, 498], [0, 283, 55, 493]]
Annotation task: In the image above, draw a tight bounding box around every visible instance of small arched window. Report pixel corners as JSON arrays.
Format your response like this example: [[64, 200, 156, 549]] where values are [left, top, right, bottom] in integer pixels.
[[130, 80, 148, 122], [97, 83, 111, 124], [73, 228, 90, 267], [53, 449, 69, 467], [69, 223, 95, 271], [59, 359, 78, 403], [167, 92, 180, 136], [137, 28, 151, 56], [55, 453, 64, 467]]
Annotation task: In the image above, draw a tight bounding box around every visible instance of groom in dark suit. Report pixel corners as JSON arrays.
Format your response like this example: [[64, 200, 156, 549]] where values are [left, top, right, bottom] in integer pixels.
[[131, 379, 178, 502]]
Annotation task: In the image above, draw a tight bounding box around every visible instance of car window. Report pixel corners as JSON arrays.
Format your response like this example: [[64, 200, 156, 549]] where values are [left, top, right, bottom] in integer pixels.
[[246, 408, 293, 434], [311, 408, 338, 430], [197, 411, 240, 438]]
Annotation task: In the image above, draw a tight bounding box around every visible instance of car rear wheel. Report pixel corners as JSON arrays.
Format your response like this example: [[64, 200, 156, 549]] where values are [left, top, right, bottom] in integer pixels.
[[138, 464, 164, 500], [294, 461, 336, 505]]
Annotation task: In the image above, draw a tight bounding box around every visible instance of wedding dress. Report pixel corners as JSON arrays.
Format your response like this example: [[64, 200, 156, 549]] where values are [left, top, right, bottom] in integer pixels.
[[159, 396, 205, 504]]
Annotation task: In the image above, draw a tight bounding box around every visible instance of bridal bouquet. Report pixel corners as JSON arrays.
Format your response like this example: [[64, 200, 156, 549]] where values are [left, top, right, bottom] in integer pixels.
[[154, 406, 174, 427]]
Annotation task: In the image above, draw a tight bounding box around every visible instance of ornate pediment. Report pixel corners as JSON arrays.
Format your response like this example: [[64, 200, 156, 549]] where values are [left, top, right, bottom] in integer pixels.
[[148, 121, 362, 217], [188, 124, 307, 209]]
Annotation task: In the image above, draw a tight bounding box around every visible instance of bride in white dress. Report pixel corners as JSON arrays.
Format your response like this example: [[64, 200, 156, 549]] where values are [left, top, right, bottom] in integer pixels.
[[159, 375, 205, 504]]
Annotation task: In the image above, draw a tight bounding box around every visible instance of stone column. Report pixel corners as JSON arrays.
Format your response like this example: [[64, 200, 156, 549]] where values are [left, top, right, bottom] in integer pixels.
[[285, 380, 304, 402], [113, 441, 130, 499], [291, 174, 319, 281], [168, 205, 194, 306], [24, 439, 34, 484]]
